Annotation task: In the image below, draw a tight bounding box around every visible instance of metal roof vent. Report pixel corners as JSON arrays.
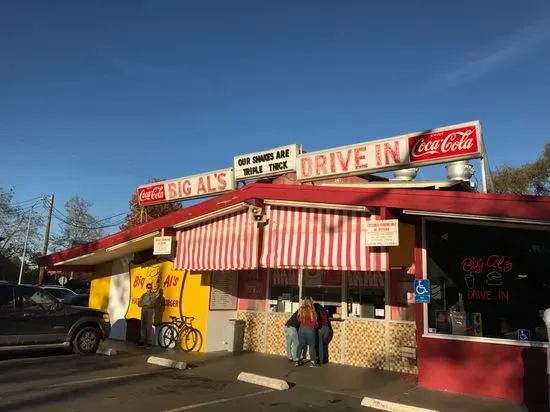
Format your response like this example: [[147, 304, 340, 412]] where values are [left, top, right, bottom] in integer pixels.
[[392, 167, 419, 181], [446, 160, 474, 181]]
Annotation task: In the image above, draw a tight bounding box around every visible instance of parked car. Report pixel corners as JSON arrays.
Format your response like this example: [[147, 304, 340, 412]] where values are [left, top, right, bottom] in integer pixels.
[[64, 294, 90, 307], [0, 283, 110, 354], [42, 285, 77, 302]]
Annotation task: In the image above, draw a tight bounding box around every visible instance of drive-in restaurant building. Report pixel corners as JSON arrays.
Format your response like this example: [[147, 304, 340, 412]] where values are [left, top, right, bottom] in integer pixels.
[[40, 120, 550, 403]]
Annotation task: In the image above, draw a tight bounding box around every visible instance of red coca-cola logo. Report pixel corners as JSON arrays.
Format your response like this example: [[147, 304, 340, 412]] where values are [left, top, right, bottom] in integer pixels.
[[137, 184, 166, 205], [408, 125, 479, 162]]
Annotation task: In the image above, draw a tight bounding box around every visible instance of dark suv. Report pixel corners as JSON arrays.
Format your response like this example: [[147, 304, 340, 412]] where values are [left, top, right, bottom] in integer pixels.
[[0, 282, 110, 354]]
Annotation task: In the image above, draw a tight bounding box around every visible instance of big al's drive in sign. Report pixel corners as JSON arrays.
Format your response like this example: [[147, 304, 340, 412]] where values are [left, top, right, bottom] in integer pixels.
[[296, 121, 482, 181], [137, 168, 236, 206]]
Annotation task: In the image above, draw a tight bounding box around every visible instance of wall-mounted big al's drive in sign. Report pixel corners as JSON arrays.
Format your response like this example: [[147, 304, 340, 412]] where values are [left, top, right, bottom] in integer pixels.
[[296, 121, 482, 182], [233, 144, 302, 181], [137, 168, 236, 206]]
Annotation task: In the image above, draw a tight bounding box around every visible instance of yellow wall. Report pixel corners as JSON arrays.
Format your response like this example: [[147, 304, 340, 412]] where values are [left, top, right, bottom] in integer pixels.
[[89, 261, 112, 311], [126, 259, 211, 352], [180, 272, 210, 352], [389, 222, 415, 267]]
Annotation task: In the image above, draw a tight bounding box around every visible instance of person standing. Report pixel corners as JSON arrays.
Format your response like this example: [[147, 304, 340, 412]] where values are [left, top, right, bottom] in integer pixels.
[[295, 297, 319, 368], [314, 302, 332, 364], [284, 310, 300, 362], [137, 283, 156, 347]]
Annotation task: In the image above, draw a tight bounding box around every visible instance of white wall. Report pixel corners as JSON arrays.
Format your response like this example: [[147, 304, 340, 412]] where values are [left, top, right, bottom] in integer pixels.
[[107, 254, 132, 340]]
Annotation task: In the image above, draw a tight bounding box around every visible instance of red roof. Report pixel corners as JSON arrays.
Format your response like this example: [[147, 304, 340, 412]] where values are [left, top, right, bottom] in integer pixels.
[[40, 183, 550, 267]]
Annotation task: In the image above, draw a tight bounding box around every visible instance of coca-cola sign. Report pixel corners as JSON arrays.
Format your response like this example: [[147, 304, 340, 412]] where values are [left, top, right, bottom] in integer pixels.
[[296, 121, 482, 182], [137, 168, 236, 206], [138, 184, 166, 205], [409, 124, 479, 163]]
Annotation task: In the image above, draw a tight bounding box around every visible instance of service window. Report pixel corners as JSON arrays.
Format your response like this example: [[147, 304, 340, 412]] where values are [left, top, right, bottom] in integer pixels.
[[347, 271, 385, 319], [390, 267, 415, 321], [302, 270, 342, 317], [426, 220, 550, 342], [268, 269, 299, 313]]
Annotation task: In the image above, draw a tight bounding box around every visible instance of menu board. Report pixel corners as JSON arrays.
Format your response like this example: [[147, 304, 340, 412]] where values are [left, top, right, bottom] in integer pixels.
[[209, 271, 238, 311]]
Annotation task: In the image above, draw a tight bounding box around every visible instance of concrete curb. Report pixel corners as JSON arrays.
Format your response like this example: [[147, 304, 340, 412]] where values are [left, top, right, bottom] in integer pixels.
[[146, 356, 187, 370], [237, 372, 289, 391], [360, 397, 439, 412], [96, 347, 118, 356]]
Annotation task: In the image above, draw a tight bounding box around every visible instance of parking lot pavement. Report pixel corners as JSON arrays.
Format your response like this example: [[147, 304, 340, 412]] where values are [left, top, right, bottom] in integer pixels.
[[0, 351, 373, 412]]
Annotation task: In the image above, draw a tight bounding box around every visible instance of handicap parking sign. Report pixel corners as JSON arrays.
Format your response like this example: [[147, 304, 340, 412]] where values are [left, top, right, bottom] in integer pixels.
[[517, 329, 531, 341], [414, 279, 431, 303]]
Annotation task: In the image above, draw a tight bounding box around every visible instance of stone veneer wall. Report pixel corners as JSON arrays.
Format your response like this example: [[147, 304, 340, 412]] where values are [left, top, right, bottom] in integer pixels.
[[237, 311, 417, 374]]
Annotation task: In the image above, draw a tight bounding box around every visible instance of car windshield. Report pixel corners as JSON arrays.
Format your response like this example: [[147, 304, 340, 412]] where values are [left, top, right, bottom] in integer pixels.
[[46, 288, 75, 299]]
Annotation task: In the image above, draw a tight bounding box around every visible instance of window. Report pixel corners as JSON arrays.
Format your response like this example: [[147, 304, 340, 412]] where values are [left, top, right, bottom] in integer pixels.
[[0, 286, 15, 312], [237, 270, 267, 311], [45, 288, 75, 300], [268, 269, 299, 313], [347, 271, 385, 319], [390, 267, 415, 321], [302, 270, 342, 317], [19, 287, 58, 311], [426, 220, 550, 342]]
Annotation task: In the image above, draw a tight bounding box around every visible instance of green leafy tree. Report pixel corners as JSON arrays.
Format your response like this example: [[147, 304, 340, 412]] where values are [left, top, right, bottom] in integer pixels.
[[492, 142, 549, 195]]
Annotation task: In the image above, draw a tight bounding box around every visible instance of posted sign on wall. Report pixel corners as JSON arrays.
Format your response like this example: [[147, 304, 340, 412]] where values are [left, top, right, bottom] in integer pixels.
[[153, 236, 173, 255], [137, 168, 236, 206], [233, 144, 301, 181], [365, 219, 399, 247]]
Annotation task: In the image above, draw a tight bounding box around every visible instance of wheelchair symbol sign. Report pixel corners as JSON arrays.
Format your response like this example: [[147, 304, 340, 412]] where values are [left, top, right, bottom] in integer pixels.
[[517, 329, 531, 341], [414, 280, 431, 303]]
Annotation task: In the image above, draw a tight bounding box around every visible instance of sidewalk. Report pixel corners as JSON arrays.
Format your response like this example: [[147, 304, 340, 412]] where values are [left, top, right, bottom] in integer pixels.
[[100, 340, 546, 412]]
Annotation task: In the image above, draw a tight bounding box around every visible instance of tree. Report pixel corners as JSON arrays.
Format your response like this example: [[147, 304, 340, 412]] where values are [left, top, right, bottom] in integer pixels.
[[0, 188, 45, 281], [0, 189, 44, 260], [51, 196, 104, 251], [491, 142, 549, 195], [120, 179, 182, 230]]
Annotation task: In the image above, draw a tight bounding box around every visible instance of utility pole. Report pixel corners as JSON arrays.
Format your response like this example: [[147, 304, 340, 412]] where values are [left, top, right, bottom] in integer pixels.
[[18, 206, 34, 285], [38, 194, 54, 285]]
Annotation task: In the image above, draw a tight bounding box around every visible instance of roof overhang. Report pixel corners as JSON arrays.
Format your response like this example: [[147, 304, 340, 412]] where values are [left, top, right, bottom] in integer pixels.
[[51, 231, 160, 267], [40, 182, 550, 269]]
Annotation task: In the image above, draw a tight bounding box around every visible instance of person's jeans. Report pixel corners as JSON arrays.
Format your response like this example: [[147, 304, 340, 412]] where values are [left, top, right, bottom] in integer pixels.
[[296, 327, 317, 363], [318, 325, 331, 364], [140, 309, 153, 345], [284, 326, 299, 361]]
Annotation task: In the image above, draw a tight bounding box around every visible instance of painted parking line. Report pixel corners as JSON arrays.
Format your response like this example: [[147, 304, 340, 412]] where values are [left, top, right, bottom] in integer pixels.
[[163, 389, 274, 412], [47, 372, 155, 388]]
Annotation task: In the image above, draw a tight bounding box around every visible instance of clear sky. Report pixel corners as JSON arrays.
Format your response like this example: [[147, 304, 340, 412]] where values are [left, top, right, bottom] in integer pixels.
[[1, 0, 549, 234]]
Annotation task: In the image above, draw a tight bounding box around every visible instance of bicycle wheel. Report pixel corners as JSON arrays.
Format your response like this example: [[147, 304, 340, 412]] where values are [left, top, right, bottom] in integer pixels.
[[157, 323, 178, 349], [180, 328, 199, 352]]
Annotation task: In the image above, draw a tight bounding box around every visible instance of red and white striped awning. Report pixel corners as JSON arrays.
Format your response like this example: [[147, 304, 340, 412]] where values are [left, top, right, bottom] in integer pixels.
[[174, 210, 259, 271], [260, 206, 389, 272]]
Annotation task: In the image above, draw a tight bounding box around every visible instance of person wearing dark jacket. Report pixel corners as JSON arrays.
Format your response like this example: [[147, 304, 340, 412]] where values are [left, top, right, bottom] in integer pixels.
[[314, 302, 332, 364], [285, 310, 300, 361]]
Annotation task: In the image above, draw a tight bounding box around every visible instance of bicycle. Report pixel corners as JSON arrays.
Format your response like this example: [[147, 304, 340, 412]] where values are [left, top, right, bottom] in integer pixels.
[[157, 316, 201, 352]]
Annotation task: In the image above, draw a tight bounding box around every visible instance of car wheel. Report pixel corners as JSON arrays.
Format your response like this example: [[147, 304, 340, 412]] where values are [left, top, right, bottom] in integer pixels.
[[73, 326, 101, 354]]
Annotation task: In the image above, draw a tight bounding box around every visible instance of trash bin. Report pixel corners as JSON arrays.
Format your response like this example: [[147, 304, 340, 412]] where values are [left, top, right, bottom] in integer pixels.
[[226, 319, 245, 353]]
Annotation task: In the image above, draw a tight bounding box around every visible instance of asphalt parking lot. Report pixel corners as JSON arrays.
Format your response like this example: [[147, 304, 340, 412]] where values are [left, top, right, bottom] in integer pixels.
[[0, 349, 374, 412]]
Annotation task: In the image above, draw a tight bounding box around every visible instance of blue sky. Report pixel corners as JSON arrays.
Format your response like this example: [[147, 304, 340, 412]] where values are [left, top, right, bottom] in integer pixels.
[[1, 0, 549, 235]]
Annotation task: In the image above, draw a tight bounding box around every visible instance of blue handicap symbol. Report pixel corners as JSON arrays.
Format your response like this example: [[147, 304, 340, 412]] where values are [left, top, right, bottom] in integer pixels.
[[414, 280, 430, 303]]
